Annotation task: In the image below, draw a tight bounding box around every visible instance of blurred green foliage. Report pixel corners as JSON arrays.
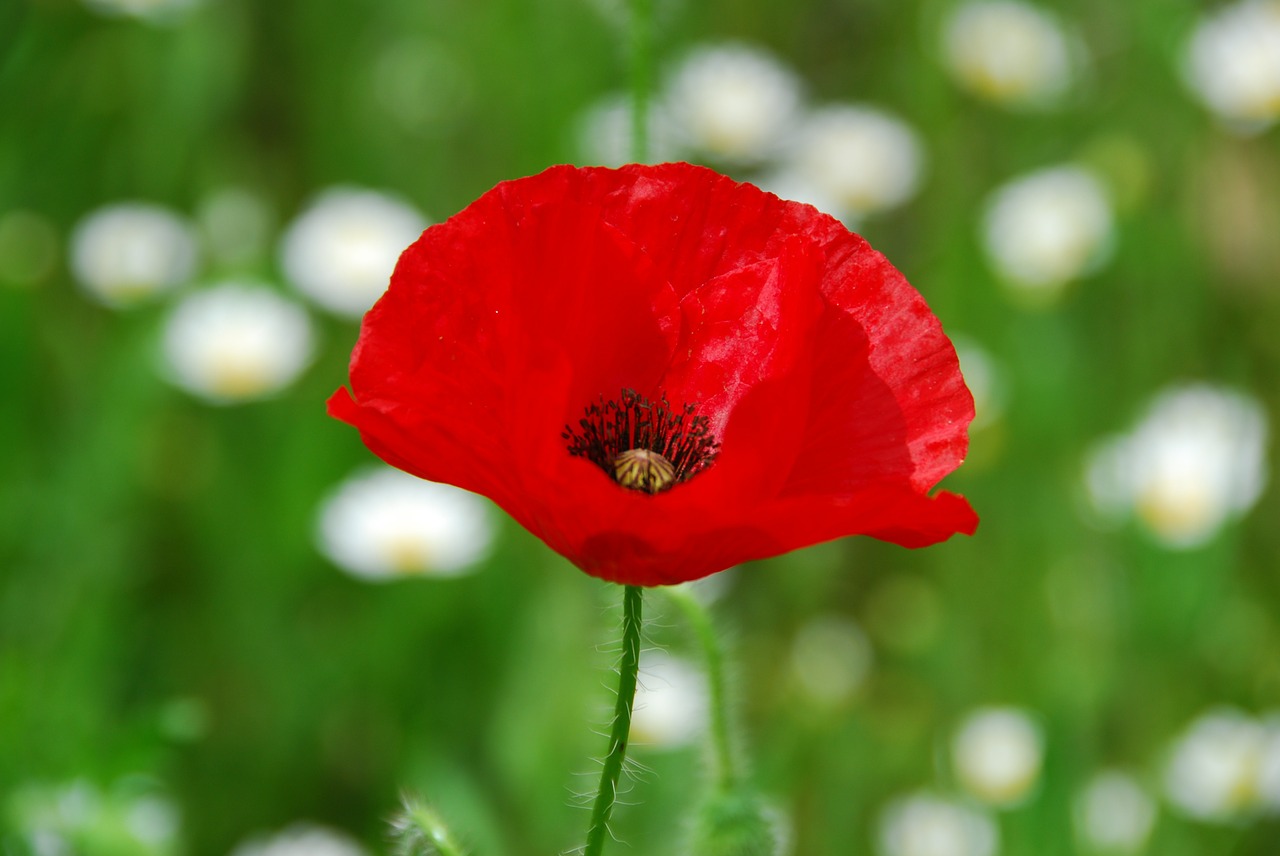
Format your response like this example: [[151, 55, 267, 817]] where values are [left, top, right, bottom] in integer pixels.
[[3, 0, 1280, 855]]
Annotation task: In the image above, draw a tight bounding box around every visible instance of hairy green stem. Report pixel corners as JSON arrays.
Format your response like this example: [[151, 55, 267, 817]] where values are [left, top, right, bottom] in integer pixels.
[[664, 586, 737, 790], [582, 584, 644, 856], [629, 0, 654, 163]]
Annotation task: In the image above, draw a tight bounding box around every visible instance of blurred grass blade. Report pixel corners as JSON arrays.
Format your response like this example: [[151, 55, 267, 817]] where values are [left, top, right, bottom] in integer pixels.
[[391, 796, 469, 856]]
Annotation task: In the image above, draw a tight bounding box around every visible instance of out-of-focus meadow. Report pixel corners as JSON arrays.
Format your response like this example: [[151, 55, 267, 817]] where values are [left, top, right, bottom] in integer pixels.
[[3, 0, 1280, 854]]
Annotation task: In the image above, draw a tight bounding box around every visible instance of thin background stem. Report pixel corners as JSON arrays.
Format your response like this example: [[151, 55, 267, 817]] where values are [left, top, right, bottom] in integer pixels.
[[664, 586, 737, 791], [582, 584, 644, 856]]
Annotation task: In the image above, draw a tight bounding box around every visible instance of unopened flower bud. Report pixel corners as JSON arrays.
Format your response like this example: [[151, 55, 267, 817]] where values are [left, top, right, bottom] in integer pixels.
[[689, 790, 778, 856]]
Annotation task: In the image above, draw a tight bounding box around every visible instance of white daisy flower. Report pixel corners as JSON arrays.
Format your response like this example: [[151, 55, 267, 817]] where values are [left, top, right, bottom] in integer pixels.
[[664, 43, 803, 165], [574, 93, 682, 166], [1075, 770, 1157, 852], [877, 792, 998, 856], [952, 707, 1045, 807], [753, 170, 850, 224], [783, 106, 924, 222], [229, 824, 367, 856], [279, 187, 427, 318], [124, 796, 181, 848], [952, 337, 1006, 430], [70, 202, 197, 307], [1084, 384, 1268, 549], [670, 567, 738, 607], [630, 650, 707, 749], [1258, 715, 1280, 811], [941, 1, 1076, 107], [982, 165, 1113, 298], [9, 779, 180, 856], [1183, 0, 1280, 132], [1164, 708, 1271, 821], [160, 282, 315, 404], [316, 467, 494, 581], [81, 0, 202, 23]]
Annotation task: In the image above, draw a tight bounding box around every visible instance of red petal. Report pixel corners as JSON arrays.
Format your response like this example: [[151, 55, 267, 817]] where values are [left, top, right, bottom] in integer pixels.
[[791, 227, 973, 493]]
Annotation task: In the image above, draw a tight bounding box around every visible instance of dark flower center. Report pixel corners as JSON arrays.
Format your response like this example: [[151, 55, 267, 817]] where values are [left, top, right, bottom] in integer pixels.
[[563, 389, 720, 494]]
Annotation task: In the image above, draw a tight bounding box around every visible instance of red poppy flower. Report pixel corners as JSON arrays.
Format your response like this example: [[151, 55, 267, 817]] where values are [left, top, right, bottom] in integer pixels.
[[328, 163, 977, 586]]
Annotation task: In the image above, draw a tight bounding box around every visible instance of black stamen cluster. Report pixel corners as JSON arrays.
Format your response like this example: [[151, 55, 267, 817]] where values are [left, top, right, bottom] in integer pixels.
[[564, 388, 720, 486]]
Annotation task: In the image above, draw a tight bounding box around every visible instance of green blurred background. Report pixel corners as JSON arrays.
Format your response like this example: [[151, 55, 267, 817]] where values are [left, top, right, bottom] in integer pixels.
[[3, 0, 1280, 854]]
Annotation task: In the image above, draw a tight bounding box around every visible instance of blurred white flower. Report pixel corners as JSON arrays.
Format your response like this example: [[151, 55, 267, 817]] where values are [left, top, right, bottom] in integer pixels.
[[664, 43, 803, 165], [753, 170, 850, 223], [952, 707, 1044, 807], [161, 283, 315, 404], [0, 209, 58, 288], [983, 165, 1113, 297], [782, 106, 924, 222], [81, 0, 202, 23], [574, 93, 682, 166], [28, 829, 68, 856], [789, 615, 873, 708], [124, 796, 181, 847], [952, 337, 1006, 430], [877, 792, 998, 856], [1075, 770, 1157, 852], [1164, 708, 1270, 821], [1183, 0, 1280, 132], [1259, 716, 1280, 810], [280, 187, 427, 318], [631, 649, 707, 749], [941, 1, 1076, 107], [673, 567, 737, 605], [197, 188, 274, 268], [317, 467, 494, 581], [230, 824, 367, 856], [1084, 384, 1268, 549], [8, 779, 180, 856], [70, 202, 197, 307]]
